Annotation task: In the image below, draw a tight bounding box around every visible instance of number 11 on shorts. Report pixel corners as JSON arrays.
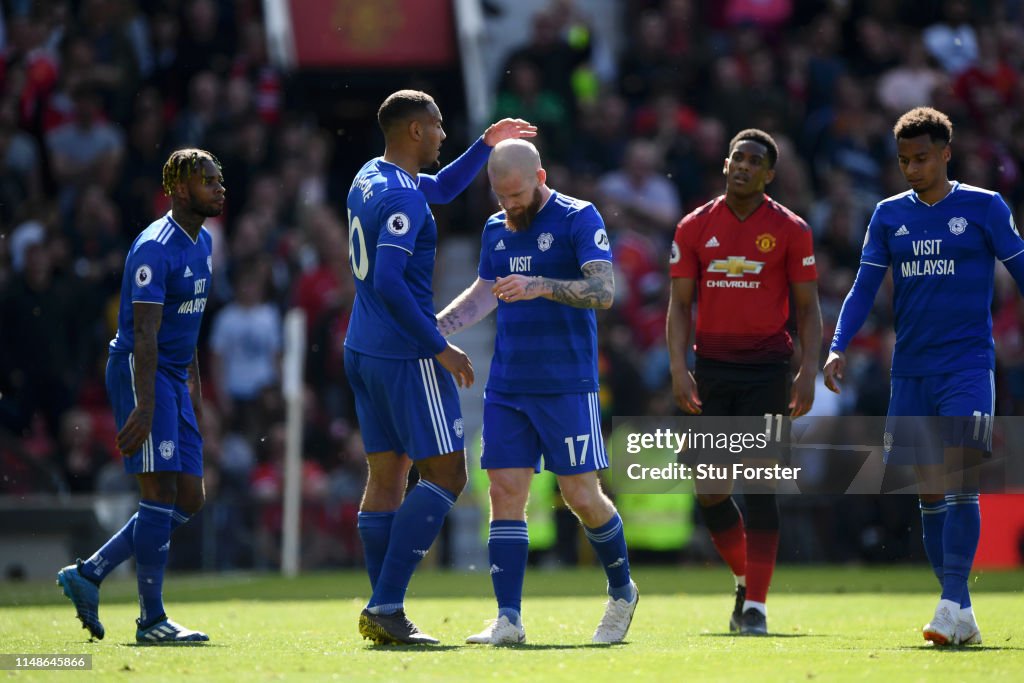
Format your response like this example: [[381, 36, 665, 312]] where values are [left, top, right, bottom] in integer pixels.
[[565, 434, 591, 466]]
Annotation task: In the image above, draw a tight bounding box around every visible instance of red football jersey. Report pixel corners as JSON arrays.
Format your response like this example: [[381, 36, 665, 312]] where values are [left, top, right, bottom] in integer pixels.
[[670, 195, 818, 364]]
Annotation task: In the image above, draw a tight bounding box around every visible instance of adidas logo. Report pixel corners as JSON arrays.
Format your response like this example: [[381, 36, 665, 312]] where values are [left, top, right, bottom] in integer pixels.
[[489, 564, 503, 575], [607, 557, 625, 569], [705, 236, 720, 248], [495, 239, 506, 251], [413, 549, 429, 558], [159, 541, 170, 552], [895, 225, 909, 236], [184, 265, 193, 277]]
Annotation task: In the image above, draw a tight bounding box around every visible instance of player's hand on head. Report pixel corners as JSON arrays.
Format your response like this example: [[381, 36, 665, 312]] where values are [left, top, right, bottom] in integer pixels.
[[789, 369, 816, 418], [483, 118, 538, 146], [436, 343, 475, 388], [822, 351, 846, 394], [672, 371, 702, 415], [116, 406, 154, 456]]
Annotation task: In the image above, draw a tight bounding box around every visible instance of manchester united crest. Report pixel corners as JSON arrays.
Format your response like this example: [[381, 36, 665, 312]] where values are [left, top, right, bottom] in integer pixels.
[[755, 233, 777, 253]]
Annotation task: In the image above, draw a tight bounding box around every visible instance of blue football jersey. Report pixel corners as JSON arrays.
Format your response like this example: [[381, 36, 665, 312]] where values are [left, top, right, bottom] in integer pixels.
[[860, 182, 1024, 376], [479, 191, 613, 394], [344, 159, 441, 359], [109, 214, 213, 379]]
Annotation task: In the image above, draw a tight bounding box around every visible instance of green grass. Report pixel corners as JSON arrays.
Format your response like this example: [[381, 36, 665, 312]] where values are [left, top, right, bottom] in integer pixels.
[[1, 567, 1022, 682]]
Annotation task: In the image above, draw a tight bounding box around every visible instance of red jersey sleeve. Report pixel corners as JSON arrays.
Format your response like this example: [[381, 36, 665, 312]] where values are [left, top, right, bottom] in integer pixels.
[[670, 213, 700, 279], [786, 215, 818, 282]]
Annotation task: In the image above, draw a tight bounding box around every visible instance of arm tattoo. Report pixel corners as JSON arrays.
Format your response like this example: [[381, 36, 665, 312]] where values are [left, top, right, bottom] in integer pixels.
[[438, 298, 478, 337], [437, 279, 497, 336], [529, 261, 614, 309]]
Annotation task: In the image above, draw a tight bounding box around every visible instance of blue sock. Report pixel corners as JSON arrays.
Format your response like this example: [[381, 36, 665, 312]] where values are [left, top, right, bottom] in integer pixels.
[[583, 512, 633, 601], [81, 507, 192, 584], [357, 511, 395, 590], [81, 513, 138, 583], [489, 520, 529, 625], [134, 500, 173, 626], [367, 480, 456, 613], [941, 493, 981, 606]]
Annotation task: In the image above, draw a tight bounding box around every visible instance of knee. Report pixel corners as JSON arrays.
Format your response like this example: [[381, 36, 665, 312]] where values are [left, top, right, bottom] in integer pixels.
[[489, 474, 522, 505], [140, 475, 177, 504], [365, 461, 412, 507], [562, 486, 608, 526], [177, 490, 206, 516], [421, 463, 467, 498], [415, 451, 468, 498], [744, 493, 779, 530], [489, 475, 529, 518], [432, 466, 468, 497]]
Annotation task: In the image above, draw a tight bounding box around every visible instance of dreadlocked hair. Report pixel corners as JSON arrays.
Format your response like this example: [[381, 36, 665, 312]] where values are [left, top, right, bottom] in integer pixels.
[[162, 148, 222, 196]]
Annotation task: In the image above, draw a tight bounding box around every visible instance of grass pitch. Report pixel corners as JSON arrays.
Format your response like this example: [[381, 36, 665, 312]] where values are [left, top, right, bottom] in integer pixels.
[[1, 567, 1021, 682]]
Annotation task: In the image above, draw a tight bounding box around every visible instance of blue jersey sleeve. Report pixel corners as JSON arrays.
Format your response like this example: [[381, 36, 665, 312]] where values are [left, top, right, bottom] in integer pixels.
[[572, 205, 613, 269], [417, 137, 490, 204], [376, 190, 428, 254], [373, 246, 448, 355], [128, 241, 169, 304], [983, 193, 1024, 262], [860, 205, 890, 267], [830, 263, 886, 352]]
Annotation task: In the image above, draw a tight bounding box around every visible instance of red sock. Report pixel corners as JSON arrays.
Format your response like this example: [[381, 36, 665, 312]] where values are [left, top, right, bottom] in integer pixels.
[[746, 529, 780, 603], [708, 518, 747, 578]]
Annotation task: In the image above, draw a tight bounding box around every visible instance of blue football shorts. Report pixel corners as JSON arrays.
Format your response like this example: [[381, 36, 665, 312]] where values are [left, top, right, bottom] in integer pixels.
[[481, 389, 608, 475], [884, 368, 994, 465], [106, 353, 204, 476], [344, 348, 464, 460]]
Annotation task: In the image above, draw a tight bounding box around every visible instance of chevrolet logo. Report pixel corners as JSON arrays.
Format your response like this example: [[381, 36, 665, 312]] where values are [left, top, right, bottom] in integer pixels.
[[708, 256, 765, 277]]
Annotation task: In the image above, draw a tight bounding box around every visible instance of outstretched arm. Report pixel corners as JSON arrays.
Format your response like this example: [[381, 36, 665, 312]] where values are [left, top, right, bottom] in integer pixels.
[[491, 261, 614, 310], [418, 119, 537, 204], [437, 277, 499, 337]]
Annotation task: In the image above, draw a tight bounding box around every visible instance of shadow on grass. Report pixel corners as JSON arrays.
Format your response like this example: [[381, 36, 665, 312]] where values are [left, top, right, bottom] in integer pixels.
[[361, 644, 464, 652], [121, 642, 215, 648], [700, 632, 822, 639], [895, 644, 1023, 652], [365, 643, 625, 651]]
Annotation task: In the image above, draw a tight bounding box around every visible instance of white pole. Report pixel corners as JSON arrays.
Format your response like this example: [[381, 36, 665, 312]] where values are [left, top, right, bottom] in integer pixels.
[[453, 0, 491, 132], [261, 0, 297, 71], [281, 308, 306, 577]]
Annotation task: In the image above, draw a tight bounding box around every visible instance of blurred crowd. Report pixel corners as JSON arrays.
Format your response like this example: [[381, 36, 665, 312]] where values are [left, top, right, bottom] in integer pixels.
[[2, 0, 1024, 569]]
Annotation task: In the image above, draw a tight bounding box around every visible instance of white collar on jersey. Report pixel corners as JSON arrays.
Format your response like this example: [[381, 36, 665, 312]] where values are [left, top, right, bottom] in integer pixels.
[[912, 180, 960, 207], [166, 212, 201, 245], [377, 158, 419, 186]]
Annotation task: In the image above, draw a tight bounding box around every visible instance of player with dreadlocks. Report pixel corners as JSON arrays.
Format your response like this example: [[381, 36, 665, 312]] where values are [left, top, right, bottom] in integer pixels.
[[57, 149, 225, 643]]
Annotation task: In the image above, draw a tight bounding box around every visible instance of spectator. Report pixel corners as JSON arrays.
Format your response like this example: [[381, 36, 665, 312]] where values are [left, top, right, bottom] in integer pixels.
[[209, 262, 282, 434], [598, 138, 681, 233]]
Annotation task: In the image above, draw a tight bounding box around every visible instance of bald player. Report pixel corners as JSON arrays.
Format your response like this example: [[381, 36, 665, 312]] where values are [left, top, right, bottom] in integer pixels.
[[438, 140, 638, 646]]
